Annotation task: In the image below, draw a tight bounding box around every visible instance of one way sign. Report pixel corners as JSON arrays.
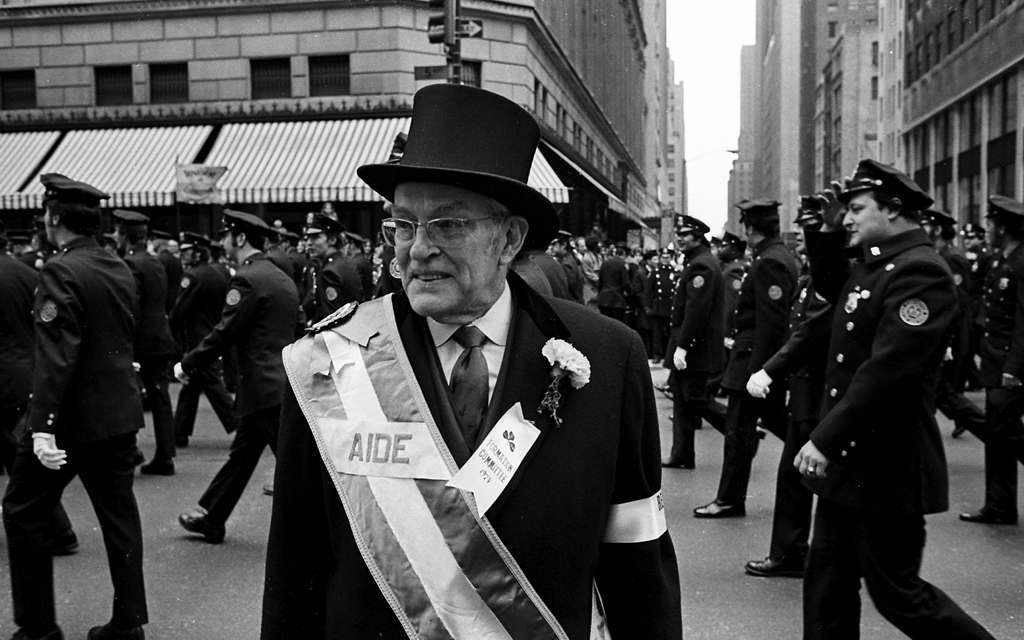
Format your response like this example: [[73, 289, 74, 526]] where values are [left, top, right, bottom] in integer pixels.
[[456, 18, 483, 38]]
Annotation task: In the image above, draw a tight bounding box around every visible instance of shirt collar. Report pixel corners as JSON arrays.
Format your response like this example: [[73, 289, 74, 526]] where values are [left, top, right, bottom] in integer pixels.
[[427, 283, 513, 348]]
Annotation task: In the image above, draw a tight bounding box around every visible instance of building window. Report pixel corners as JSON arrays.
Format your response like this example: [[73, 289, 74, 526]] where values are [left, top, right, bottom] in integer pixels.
[[309, 55, 350, 97], [947, 10, 957, 52], [871, 76, 879, 100], [960, 0, 971, 41], [0, 69, 36, 110], [95, 65, 133, 106], [871, 41, 879, 67], [975, 1, 984, 29], [149, 63, 188, 104], [828, 21, 838, 38], [572, 121, 581, 151], [460, 61, 482, 88], [250, 57, 291, 99], [934, 24, 943, 61], [923, 34, 932, 71]]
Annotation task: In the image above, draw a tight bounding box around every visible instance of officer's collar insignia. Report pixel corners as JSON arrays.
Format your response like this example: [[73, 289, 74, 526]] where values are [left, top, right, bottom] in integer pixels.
[[308, 301, 359, 335], [845, 292, 859, 314]]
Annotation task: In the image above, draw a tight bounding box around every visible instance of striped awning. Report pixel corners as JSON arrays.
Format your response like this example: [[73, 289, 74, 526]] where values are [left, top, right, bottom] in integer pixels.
[[0, 131, 61, 210], [15, 126, 212, 209], [204, 117, 569, 205]]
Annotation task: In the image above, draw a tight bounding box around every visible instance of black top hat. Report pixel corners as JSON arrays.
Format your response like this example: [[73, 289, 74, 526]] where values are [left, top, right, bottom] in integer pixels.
[[986, 195, 1024, 219], [304, 213, 345, 236], [221, 209, 272, 238], [922, 208, 956, 228], [40, 173, 108, 207], [357, 84, 557, 251], [675, 214, 710, 236], [839, 159, 933, 211], [112, 209, 150, 225], [736, 198, 780, 224], [179, 231, 211, 251]]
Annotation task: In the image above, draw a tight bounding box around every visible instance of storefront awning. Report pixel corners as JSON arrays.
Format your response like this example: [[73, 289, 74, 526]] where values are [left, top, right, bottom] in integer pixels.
[[15, 126, 212, 209], [0, 131, 61, 210], [204, 117, 569, 205], [540, 141, 641, 226]]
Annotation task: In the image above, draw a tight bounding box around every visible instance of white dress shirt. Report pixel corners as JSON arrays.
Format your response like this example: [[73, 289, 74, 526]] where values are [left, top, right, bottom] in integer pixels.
[[426, 284, 512, 402]]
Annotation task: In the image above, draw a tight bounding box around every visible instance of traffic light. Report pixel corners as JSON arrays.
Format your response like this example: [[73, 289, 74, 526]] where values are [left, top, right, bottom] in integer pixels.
[[427, 0, 457, 46]]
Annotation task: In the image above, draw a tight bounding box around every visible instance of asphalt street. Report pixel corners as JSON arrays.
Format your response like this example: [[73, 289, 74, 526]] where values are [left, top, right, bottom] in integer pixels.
[[0, 368, 1022, 639]]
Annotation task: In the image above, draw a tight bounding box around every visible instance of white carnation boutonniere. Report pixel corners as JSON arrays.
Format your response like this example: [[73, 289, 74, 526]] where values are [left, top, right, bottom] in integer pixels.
[[538, 338, 591, 427]]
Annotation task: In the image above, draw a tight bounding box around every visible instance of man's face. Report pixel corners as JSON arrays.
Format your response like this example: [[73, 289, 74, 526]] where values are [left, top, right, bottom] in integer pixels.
[[113, 225, 128, 251], [967, 234, 984, 249], [677, 232, 700, 252], [985, 218, 1005, 248], [392, 182, 525, 324], [181, 247, 197, 266], [42, 205, 58, 244], [306, 232, 333, 259], [221, 231, 241, 262], [842, 192, 891, 247]]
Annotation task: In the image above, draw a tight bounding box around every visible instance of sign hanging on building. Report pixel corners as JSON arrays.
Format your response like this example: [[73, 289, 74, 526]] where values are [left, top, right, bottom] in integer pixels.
[[176, 164, 228, 204]]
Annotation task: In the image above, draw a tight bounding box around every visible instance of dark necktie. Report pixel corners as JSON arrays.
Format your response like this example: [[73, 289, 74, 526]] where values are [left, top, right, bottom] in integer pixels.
[[450, 325, 489, 447]]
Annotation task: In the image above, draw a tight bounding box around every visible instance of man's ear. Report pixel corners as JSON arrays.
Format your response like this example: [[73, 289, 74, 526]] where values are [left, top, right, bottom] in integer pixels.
[[235, 231, 248, 248], [885, 197, 903, 221], [497, 216, 529, 266]]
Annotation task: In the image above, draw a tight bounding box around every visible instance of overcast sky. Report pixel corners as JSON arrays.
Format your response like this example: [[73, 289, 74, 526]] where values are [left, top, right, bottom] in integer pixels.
[[665, 1, 756, 234]]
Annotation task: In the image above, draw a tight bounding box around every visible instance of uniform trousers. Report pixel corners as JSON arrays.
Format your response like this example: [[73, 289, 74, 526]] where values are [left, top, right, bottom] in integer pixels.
[[715, 387, 787, 505], [980, 387, 1024, 519], [173, 361, 238, 440], [804, 499, 994, 640], [935, 361, 987, 440], [2, 432, 147, 632], [767, 417, 815, 562], [198, 405, 280, 526], [649, 316, 670, 361], [667, 372, 725, 466], [138, 356, 175, 463]]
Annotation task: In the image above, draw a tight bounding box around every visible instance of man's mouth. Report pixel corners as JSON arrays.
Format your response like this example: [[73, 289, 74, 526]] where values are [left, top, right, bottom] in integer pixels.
[[412, 272, 450, 283]]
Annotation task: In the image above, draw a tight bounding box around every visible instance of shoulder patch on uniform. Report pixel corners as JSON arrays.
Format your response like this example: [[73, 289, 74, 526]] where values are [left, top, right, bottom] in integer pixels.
[[999, 277, 1010, 290], [732, 278, 742, 291], [388, 257, 402, 279], [953, 273, 963, 286], [308, 301, 359, 334], [768, 285, 783, 300], [180, 276, 191, 289], [691, 275, 705, 289], [39, 299, 57, 323], [899, 298, 929, 326], [325, 286, 339, 302], [226, 288, 242, 306]]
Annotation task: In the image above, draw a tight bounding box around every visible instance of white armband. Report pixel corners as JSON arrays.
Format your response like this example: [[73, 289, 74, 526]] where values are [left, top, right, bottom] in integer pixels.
[[603, 490, 668, 543]]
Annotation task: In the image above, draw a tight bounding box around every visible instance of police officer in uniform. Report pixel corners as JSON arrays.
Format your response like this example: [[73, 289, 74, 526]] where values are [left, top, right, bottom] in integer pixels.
[[302, 214, 364, 324], [150, 229, 183, 313], [169, 232, 238, 447], [662, 215, 726, 469], [744, 195, 833, 578], [695, 198, 799, 518], [797, 159, 995, 639], [112, 209, 179, 475], [963, 222, 990, 390], [549, 230, 584, 303], [3, 174, 148, 640], [959, 195, 1024, 525], [174, 210, 299, 542], [644, 247, 676, 360]]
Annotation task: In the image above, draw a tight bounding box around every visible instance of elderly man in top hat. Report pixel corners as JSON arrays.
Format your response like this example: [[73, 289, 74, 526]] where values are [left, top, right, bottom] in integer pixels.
[[797, 159, 994, 639], [261, 84, 681, 640], [3, 174, 148, 640]]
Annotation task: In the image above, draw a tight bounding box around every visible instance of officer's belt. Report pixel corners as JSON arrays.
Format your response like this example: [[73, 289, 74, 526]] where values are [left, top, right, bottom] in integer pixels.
[[282, 295, 572, 640]]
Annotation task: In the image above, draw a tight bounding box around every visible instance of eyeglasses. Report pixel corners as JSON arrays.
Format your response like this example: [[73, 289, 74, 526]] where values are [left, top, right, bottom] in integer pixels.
[[381, 216, 502, 246]]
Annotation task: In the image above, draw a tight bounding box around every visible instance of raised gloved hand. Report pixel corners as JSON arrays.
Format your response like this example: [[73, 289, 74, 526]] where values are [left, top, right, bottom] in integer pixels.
[[746, 369, 773, 399], [817, 180, 846, 230], [673, 347, 687, 371], [173, 362, 190, 385], [32, 432, 67, 470]]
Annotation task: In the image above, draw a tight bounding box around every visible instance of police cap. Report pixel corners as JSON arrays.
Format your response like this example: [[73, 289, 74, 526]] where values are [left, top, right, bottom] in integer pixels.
[[922, 208, 956, 228], [40, 173, 109, 207], [736, 198, 781, 225], [179, 231, 211, 251], [304, 213, 345, 236], [839, 158, 933, 211], [221, 209, 273, 238], [149, 229, 174, 240], [961, 223, 986, 239], [986, 195, 1024, 220], [111, 209, 150, 226], [675, 214, 711, 236]]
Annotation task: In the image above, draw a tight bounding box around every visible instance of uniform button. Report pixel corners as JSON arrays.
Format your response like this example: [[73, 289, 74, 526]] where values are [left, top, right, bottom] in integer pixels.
[[846, 321, 854, 331], [836, 354, 845, 363], [829, 388, 838, 397], [841, 450, 848, 457], [849, 441, 856, 447]]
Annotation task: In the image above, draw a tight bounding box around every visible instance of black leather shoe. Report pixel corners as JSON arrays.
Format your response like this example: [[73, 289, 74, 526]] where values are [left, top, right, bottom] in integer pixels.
[[693, 500, 745, 518], [744, 556, 804, 578], [139, 459, 175, 476], [661, 460, 695, 469], [9, 625, 63, 640], [959, 509, 1018, 525], [86, 623, 144, 640], [178, 507, 225, 543], [130, 449, 145, 467], [51, 532, 79, 556]]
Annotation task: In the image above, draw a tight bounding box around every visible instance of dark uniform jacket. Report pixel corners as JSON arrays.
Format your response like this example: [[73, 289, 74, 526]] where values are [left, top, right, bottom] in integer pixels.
[[532, 251, 571, 300], [168, 262, 229, 352], [25, 237, 144, 443], [721, 259, 747, 338], [721, 237, 799, 391], [262, 273, 681, 640], [182, 252, 299, 417], [596, 255, 632, 309], [644, 264, 676, 318], [0, 255, 37, 410], [123, 248, 177, 359], [762, 275, 833, 422], [938, 245, 973, 362], [304, 253, 373, 324], [157, 250, 183, 312], [804, 228, 955, 515], [661, 244, 724, 373], [978, 243, 1024, 386]]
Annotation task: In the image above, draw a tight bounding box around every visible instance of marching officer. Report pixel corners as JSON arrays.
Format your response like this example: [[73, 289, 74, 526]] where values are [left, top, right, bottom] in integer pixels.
[[150, 229, 183, 313], [662, 215, 726, 469], [174, 210, 298, 543], [719, 231, 748, 339], [112, 209, 178, 475], [695, 198, 799, 518], [3, 174, 148, 640], [922, 208, 987, 440], [644, 247, 676, 361], [302, 214, 365, 324], [169, 232, 238, 447], [963, 222, 990, 390], [959, 195, 1024, 525], [797, 159, 995, 639], [744, 195, 833, 578]]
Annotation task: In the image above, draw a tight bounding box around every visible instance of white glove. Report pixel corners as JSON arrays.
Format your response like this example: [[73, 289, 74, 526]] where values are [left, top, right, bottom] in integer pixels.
[[746, 369, 772, 399], [673, 347, 687, 371], [132, 361, 141, 373], [724, 337, 735, 350], [173, 362, 190, 384], [32, 432, 67, 470], [943, 347, 954, 362]]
